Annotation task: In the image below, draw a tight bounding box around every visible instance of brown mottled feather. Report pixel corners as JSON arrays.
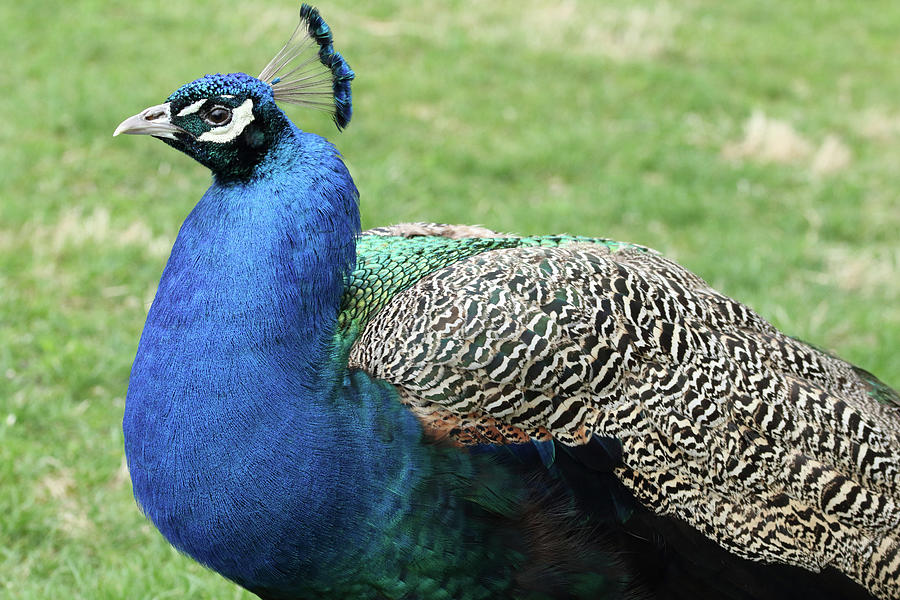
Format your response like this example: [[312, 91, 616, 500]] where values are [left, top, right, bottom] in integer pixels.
[[348, 227, 900, 600]]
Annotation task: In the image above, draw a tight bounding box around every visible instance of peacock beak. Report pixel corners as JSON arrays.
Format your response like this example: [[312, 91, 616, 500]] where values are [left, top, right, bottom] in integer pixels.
[[114, 103, 190, 140]]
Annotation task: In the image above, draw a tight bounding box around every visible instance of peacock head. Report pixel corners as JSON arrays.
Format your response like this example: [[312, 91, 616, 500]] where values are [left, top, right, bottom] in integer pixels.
[[114, 4, 354, 181]]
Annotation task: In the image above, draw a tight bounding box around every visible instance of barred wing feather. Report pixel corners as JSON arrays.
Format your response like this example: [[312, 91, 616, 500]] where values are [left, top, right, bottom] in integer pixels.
[[348, 228, 900, 600]]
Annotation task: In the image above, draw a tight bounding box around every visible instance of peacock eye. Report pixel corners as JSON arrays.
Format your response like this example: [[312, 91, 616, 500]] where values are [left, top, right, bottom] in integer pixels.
[[204, 106, 232, 126]]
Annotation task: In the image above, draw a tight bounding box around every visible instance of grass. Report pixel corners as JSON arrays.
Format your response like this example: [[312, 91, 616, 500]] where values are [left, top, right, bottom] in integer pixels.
[[2, 0, 898, 597]]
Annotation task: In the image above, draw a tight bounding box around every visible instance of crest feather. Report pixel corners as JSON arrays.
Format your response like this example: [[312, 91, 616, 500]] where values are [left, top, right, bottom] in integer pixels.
[[259, 4, 355, 130]]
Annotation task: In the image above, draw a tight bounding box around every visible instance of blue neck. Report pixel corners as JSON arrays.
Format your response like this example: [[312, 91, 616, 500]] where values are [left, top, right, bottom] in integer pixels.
[[124, 126, 361, 585], [154, 125, 359, 342]]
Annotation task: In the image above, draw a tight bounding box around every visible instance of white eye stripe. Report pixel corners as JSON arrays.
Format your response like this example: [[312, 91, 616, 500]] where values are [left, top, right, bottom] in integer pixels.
[[197, 99, 255, 144], [177, 99, 207, 117]]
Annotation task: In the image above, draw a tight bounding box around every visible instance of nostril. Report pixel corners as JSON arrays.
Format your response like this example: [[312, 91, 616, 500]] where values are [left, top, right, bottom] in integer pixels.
[[144, 110, 164, 121]]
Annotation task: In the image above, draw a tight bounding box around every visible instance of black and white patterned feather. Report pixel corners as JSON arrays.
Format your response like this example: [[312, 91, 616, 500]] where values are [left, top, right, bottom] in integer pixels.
[[347, 225, 900, 600]]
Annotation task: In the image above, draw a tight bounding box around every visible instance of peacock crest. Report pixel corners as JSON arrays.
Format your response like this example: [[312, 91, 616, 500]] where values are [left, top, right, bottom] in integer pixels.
[[258, 4, 355, 130]]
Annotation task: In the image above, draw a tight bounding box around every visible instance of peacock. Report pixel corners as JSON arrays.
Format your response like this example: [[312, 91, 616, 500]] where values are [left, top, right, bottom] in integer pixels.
[[116, 5, 900, 600]]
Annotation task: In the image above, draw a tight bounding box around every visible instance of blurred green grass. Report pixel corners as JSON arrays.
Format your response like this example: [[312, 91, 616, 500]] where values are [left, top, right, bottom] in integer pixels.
[[1, 0, 898, 597]]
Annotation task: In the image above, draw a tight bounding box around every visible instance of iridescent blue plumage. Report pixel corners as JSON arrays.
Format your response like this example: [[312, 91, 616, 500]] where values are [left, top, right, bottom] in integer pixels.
[[167, 72, 275, 106], [123, 111, 362, 591]]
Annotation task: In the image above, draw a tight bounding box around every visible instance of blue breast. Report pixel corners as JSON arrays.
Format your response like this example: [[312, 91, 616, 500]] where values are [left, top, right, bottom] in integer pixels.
[[123, 126, 381, 592]]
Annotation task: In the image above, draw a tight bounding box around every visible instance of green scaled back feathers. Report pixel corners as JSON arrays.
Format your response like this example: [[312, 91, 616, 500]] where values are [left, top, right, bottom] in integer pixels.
[[337, 232, 651, 336]]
